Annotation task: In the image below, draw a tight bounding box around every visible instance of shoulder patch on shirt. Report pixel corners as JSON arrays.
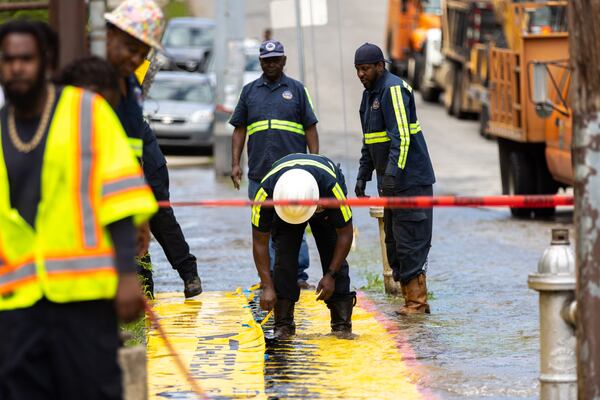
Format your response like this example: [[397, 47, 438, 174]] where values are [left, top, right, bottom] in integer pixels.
[[134, 85, 144, 108], [372, 98, 380, 110], [282, 90, 294, 100]]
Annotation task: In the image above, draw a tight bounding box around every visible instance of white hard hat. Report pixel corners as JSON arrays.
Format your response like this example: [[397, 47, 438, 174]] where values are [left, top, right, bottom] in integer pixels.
[[273, 169, 319, 224]]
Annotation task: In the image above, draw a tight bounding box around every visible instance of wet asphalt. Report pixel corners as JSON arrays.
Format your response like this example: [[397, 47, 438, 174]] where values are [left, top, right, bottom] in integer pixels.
[[149, 94, 574, 399]]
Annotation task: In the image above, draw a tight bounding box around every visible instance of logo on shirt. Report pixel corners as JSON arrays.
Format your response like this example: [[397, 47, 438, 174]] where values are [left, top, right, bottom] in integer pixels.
[[266, 42, 276, 51], [372, 98, 380, 110], [282, 90, 294, 100]]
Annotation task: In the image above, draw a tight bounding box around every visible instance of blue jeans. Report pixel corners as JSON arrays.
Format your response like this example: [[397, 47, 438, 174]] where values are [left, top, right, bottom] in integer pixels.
[[249, 179, 309, 281]]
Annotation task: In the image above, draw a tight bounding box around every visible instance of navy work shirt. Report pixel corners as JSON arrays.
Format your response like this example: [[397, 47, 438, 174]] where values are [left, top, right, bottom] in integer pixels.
[[358, 69, 435, 190], [115, 74, 166, 175], [230, 74, 318, 181], [251, 153, 352, 232]]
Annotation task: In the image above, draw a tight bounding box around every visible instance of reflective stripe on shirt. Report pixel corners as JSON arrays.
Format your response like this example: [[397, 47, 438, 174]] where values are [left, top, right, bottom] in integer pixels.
[[262, 158, 336, 183], [247, 119, 305, 136], [128, 137, 143, 158], [363, 121, 421, 145], [390, 85, 410, 169], [251, 187, 268, 227]]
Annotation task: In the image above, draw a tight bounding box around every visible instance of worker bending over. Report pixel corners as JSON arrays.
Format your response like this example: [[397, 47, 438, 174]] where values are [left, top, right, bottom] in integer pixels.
[[0, 21, 157, 398], [251, 154, 355, 338]]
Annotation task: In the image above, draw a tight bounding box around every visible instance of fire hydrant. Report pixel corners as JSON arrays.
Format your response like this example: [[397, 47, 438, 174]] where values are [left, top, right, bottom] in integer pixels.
[[528, 228, 576, 400]]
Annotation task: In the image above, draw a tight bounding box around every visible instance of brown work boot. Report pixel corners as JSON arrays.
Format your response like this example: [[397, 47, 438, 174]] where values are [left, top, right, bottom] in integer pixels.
[[274, 299, 296, 339], [397, 274, 430, 315]]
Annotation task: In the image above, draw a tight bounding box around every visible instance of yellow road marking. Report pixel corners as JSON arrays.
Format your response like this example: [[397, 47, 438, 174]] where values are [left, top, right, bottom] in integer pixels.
[[148, 291, 426, 399]]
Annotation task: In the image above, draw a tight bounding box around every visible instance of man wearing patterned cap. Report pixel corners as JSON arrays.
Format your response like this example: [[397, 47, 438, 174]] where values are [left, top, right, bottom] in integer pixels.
[[230, 39, 319, 289], [106, 0, 203, 298]]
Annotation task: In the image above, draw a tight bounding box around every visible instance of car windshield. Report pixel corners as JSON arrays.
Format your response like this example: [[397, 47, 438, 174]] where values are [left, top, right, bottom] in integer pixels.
[[149, 80, 213, 103], [245, 55, 261, 72], [422, 0, 441, 14], [163, 25, 214, 48]]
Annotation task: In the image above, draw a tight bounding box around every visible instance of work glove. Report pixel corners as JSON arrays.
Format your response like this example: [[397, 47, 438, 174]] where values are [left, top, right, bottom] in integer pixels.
[[354, 179, 367, 197], [380, 174, 396, 197]]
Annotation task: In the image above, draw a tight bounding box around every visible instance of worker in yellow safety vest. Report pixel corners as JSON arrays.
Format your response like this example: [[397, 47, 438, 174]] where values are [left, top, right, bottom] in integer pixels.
[[0, 20, 157, 399]]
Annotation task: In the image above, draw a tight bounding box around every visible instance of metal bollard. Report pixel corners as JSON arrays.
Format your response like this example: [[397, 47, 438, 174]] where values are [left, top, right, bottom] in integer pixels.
[[528, 228, 577, 400], [369, 207, 403, 296]]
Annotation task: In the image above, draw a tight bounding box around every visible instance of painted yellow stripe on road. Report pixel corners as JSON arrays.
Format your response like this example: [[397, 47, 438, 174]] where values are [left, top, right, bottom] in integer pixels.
[[148, 291, 426, 399]]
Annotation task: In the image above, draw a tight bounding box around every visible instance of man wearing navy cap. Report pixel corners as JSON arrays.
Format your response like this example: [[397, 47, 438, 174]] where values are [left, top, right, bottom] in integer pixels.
[[354, 42, 435, 315], [230, 40, 318, 289]]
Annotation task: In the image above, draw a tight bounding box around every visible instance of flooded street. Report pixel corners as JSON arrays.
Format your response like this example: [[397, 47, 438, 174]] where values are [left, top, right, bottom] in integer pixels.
[[149, 93, 574, 398]]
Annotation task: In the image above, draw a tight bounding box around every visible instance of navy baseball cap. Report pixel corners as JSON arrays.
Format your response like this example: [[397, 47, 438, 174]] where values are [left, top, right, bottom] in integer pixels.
[[354, 42, 389, 65], [260, 40, 285, 58]]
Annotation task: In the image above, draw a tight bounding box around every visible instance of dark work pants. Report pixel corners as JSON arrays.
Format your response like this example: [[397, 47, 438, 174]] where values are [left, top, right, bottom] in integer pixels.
[[145, 165, 197, 279], [0, 299, 122, 400], [382, 184, 433, 284], [272, 212, 351, 303]]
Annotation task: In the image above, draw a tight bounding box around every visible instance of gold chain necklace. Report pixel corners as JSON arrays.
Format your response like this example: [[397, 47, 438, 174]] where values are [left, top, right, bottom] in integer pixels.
[[7, 84, 56, 154]]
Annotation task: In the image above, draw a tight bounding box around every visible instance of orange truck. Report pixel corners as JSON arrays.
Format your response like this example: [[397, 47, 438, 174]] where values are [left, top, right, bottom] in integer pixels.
[[386, 0, 442, 94], [486, 1, 571, 217]]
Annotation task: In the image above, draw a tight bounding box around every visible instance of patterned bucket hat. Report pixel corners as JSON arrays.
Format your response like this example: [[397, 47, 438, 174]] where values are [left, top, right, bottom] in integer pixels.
[[105, 0, 165, 50]]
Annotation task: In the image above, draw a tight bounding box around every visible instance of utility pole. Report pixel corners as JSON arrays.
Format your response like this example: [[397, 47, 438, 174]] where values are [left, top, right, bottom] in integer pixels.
[[49, 0, 87, 68], [569, 1, 600, 398], [89, 0, 107, 58], [294, 0, 306, 84]]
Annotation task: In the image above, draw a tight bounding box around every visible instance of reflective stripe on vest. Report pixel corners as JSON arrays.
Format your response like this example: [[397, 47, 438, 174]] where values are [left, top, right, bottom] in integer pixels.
[[78, 92, 100, 249], [0, 260, 36, 294], [247, 119, 305, 136], [102, 174, 147, 200], [45, 254, 113, 275], [128, 137, 143, 158]]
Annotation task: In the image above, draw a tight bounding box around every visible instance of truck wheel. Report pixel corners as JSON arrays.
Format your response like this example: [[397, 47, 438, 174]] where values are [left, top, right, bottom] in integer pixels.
[[533, 152, 558, 218], [499, 141, 536, 218], [407, 54, 424, 91], [452, 67, 468, 119], [508, 151, 536, 218], [479, 104, 491, 139], [421, 86, 441, 103]]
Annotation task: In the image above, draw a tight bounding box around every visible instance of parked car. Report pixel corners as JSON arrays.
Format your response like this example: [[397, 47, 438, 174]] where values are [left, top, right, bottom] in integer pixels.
[[205, 38, 263, 112], [158, 17, 215, 72], [144, 72, 215, 151]]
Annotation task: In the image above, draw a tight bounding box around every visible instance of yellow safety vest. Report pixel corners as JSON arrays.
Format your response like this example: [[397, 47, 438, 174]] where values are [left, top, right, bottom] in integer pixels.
[[0, 86, 158, 311]]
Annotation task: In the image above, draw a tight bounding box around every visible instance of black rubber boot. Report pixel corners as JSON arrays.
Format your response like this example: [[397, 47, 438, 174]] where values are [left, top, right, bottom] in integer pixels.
[[274, 299, 296, 339], [183, 275, 203, 298], [328, 293, 356, 339]]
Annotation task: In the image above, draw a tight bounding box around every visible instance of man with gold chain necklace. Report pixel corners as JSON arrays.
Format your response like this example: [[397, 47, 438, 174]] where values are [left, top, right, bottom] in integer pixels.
[[0, 20, 157, 398]]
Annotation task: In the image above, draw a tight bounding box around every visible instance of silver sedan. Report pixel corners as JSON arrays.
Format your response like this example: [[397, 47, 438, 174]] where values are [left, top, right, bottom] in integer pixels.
[[144, 72, 215, 151]]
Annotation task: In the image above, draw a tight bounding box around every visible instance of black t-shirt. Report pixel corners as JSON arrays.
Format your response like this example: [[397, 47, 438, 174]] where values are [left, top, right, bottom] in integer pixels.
[[251, 153, 353, 232], [0, 88, 61, 226]]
